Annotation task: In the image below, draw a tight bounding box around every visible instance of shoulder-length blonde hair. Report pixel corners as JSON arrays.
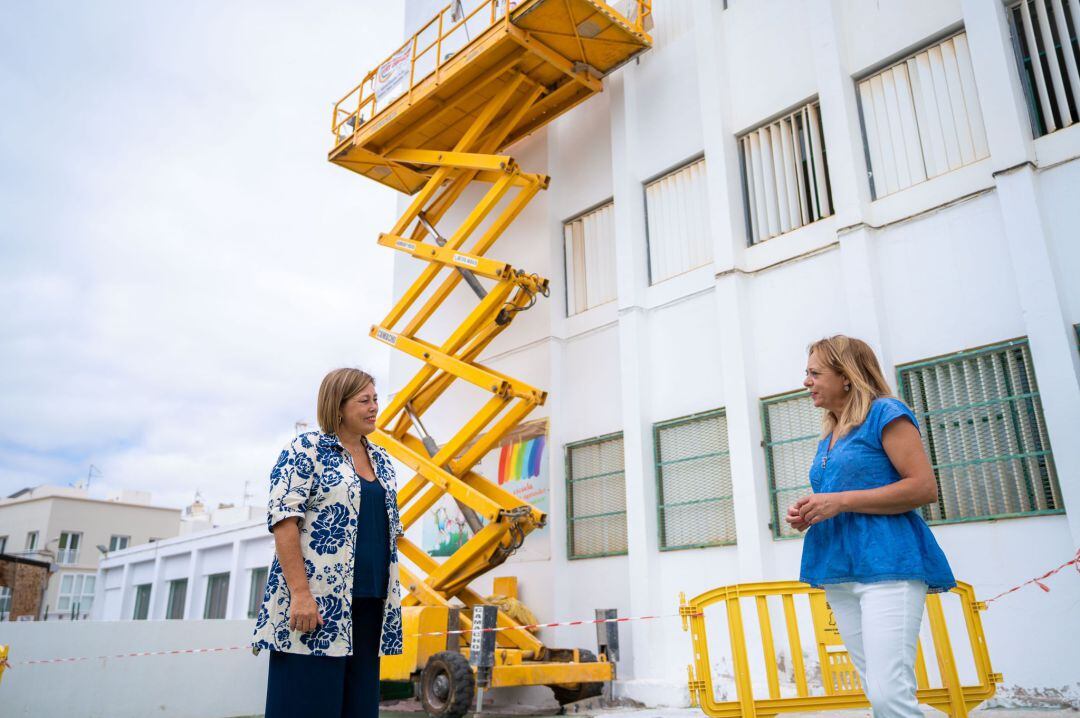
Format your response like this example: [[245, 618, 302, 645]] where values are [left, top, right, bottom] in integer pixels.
[[808, 336, 892, 439], [317, 368, 375, 435]]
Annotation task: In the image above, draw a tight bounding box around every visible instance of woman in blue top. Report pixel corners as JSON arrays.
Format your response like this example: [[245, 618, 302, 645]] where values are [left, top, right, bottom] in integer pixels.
[[786, 335, 954, 718]]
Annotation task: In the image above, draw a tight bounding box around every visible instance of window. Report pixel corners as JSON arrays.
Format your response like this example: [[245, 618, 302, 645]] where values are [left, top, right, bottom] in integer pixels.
[[1008, 0, 1080, 137], [203, 573, 230, 619], [645, 157, 712, 283], [564, 201, 617, 316], [57, 573, 95, 615], [132, 584, 151, 620], [248, 567, 269, 620], [0, 586, 11, 619], [858, 32, 989, 199], [0, 536, 6, 554], [740, 101, 833, 245], [762, 391, 820, 539], [57, 531, 82, 565], [25, 531, 38, 551], [109, 535, 130, 552], [166, 578, 188, 620], [898, 339, 1062, 523], [654, 409, 736, 549], [566, 433, 628, 558]]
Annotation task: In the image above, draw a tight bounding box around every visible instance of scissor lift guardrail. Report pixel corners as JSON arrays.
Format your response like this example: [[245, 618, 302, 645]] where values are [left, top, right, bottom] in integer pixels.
[[680, 581, 1001, 718]]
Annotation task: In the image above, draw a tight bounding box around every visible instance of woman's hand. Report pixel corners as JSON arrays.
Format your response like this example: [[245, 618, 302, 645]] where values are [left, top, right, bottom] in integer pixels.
[[796, 493, 847, 526], [289, 591, 324, 634], [785, 502, 810, 532]]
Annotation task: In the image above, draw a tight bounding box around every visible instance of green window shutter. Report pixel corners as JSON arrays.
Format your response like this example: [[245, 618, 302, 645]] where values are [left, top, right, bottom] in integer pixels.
[[566, 433, 628, 559], [654, 408, 736, 550], [898, 338, 1062, 524], [762, 391, 819, 539]]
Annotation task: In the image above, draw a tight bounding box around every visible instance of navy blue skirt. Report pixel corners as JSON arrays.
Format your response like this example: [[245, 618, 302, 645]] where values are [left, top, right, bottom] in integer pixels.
[[265, 597, 385, 718]]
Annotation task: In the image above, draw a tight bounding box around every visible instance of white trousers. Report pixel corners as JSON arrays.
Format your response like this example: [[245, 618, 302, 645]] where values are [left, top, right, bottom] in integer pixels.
[[824, 580, 928, 718]]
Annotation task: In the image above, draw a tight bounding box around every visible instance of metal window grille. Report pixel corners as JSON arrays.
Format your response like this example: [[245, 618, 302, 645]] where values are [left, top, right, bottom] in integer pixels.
[[740, 101, 834, 245], [564, 201, 617, 316], [166, 578, 187, 620], [1009, 0, 1080, 137], [203, 573, 230, 619], [0, 586, 11, 619], [654, 409, 736, 550], [645, 157, 712, 283], [133, 583, 151, 620], [898, 339, 1063, 524], [858, 32, 990, 199], [566, 433, 628, 558], [762, 391, 820, 539], [248, 567, 269, 620]]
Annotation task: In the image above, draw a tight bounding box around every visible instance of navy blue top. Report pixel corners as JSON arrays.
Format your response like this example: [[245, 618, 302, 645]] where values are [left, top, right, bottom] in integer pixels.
[[799, 397, 956, 593], [353, 477, 391, 599]]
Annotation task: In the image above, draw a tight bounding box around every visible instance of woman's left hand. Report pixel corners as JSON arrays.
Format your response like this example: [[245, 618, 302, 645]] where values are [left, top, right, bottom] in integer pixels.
[[796, 492, 847, 526]]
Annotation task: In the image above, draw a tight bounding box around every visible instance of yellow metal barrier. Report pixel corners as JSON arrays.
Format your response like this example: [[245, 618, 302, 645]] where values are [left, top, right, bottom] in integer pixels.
[[0, 644, 8, 686], [680, 581, 1001, 718]]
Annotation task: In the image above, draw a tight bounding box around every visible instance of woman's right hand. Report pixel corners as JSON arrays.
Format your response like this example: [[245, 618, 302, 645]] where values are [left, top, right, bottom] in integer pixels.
[[289, 592, 324, 633]]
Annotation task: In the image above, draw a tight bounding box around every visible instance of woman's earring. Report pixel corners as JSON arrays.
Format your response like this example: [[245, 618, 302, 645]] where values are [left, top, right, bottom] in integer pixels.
[[844, 384, 850, 392]]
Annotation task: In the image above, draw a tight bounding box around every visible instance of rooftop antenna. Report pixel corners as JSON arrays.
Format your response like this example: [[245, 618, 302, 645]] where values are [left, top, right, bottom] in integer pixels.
[[83, 464, 102, 491]]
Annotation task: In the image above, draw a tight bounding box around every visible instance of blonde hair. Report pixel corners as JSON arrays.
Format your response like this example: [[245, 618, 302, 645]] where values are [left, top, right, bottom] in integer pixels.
[[808, 336, 893, 439], [317, 368, 375, 435]]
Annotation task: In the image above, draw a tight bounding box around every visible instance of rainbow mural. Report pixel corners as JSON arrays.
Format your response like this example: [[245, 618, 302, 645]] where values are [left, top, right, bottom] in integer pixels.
[[497, 435, 545, 485]]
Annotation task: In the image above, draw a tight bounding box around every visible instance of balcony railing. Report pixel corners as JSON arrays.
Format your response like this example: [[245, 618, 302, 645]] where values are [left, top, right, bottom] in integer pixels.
[[57, 548, 80, 565]]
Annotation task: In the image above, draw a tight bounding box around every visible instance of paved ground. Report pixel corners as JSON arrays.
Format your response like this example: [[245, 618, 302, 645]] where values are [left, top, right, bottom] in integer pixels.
[[367, 706, 1078, 718]]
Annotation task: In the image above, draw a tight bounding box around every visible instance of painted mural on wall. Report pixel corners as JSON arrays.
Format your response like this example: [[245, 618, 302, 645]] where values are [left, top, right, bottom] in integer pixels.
[[422, 418, 550, 561]]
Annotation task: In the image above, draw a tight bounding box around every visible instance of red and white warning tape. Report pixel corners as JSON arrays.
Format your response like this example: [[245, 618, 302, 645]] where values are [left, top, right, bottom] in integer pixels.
[[984, 548, 1080, 605], [5, 553, 1078, 671], [409, 612, 680, 638]]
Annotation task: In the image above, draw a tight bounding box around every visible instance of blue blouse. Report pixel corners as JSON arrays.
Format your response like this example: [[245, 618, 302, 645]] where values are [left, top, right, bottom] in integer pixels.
[[799, 397, 956, 593], [353, 477, 390, 599]]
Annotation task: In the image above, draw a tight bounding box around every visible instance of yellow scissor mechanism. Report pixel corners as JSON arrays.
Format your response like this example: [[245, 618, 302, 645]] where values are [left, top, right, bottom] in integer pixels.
[[328, 1, 652, 712]]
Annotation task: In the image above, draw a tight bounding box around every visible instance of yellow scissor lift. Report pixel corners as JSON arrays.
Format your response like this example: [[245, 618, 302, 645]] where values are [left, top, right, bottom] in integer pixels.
[[328, 2, 652, 716]]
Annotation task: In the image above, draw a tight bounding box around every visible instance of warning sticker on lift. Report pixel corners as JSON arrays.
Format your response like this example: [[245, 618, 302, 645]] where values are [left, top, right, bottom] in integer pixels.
[[376, 329, 398, 345], [454, 253, 479, 268], [396, 239, 417, 251]]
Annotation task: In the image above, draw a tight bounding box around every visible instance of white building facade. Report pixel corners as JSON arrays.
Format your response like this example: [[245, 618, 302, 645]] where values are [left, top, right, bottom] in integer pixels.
[[94, 520, 272, 622], [389, 0, 1080, 707], [0, 485, 181, 620]]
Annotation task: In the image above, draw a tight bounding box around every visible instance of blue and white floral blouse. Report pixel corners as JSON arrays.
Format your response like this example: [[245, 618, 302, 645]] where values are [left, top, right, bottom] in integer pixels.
[[252, 431, 404, 658]]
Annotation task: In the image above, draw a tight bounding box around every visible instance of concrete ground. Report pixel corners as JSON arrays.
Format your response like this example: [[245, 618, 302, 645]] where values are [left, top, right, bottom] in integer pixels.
[[367, 705, 1078, 718]]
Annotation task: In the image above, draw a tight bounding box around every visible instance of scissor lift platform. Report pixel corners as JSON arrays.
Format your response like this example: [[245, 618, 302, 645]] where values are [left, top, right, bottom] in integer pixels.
[[330, 0, 652, 193]]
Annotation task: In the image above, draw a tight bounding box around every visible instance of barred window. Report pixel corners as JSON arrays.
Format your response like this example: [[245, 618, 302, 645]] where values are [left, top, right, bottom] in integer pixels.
[[858, 32, 989, 199], [1009, 0, 1080, 138], [898, 339, 1063, 523], [566, 433, 627, 558], [564, 201, 616, 316], [645, 157, 712, 283], [740, 101, 833, 245], [762, 391, 820, 539], [654, 409, 735, 550]]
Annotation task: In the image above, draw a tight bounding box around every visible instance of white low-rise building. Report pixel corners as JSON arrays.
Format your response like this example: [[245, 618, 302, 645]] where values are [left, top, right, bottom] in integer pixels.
[[94, 519, 272, 622]]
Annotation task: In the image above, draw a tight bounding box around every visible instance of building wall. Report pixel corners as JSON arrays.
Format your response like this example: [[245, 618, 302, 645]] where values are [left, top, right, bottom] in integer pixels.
[[95, 520, 273, 622], [389, 0, 1080, 707]]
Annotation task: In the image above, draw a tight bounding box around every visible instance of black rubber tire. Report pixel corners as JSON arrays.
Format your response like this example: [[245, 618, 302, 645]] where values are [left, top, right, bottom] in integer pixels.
[[420, 651, 475, 718], [549, 649, 604, 705]]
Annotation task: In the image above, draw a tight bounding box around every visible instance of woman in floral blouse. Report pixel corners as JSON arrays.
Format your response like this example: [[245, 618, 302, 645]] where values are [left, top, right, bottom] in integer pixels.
[[253, 368, 404, 718]]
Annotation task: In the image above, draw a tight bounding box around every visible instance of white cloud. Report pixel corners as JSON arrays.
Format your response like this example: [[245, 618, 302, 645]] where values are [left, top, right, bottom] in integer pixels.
[[0, 1, 406, 509]]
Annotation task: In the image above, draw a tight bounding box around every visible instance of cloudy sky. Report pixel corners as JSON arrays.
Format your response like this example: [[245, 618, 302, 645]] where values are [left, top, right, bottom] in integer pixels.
[[0, 1, 404, 509]]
